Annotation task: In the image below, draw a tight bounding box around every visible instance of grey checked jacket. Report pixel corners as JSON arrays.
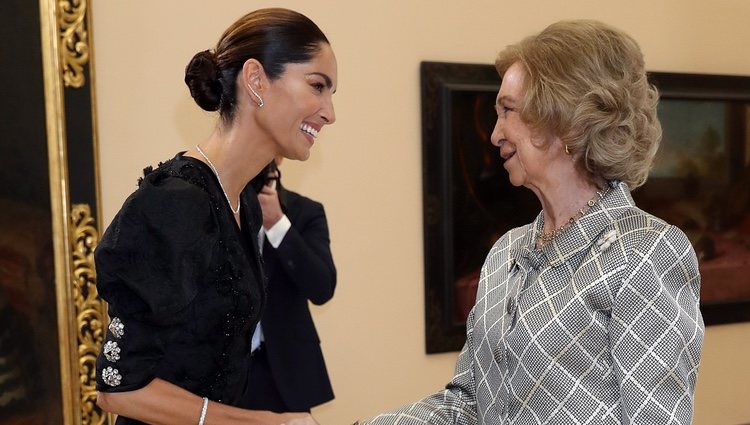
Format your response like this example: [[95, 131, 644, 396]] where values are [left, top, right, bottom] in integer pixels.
[[365, 181, 704, 425]]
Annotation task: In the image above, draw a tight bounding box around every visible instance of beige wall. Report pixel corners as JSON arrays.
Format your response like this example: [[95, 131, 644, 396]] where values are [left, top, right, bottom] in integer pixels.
[[92, 1, 750, 423]]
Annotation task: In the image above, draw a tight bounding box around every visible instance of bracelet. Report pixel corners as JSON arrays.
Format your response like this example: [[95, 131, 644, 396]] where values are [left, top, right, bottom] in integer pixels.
[[198, 397, 209, 425]]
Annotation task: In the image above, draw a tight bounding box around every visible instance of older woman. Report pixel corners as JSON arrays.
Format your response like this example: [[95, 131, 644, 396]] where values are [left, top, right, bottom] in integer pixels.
[[363, 20, 703, 425]]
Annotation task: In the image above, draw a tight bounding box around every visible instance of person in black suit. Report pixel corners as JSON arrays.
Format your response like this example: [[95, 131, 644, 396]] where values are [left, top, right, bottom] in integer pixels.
[[241, 158, 336, 412]]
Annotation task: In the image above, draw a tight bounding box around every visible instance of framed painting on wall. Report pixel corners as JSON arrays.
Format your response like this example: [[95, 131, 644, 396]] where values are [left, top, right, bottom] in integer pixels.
[[637, 72, 750, 326], [421, 61, 540, 353], [1, 0, 109, 423], [421, 61, 750, 353]]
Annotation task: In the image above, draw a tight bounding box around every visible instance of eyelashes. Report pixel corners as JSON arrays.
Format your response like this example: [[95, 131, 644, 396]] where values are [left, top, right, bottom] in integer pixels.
[[495, 105, 515, 117]]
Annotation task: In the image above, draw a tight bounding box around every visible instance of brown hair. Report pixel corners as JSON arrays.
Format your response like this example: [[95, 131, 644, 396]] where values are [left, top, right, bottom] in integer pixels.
[[495, 20, 661, 189], [184, 8, 329, 123]]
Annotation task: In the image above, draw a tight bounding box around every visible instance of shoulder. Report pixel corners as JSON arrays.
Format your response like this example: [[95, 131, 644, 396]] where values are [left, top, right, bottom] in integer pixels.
[[127, 156, 214, 220], [283, 188, 324, 213], [101, 156, 218, 249], [138, 155, 212, 199], [613, 207, 692, 254], [610, 207, 698, 284]]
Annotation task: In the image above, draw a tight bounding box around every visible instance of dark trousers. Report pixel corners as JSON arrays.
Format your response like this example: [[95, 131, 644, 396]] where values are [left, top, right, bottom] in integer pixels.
[[240, 344, 298, 413]]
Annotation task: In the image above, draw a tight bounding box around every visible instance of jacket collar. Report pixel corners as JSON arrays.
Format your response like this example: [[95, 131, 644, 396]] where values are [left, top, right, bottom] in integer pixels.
[[512, 181, 634, 270]]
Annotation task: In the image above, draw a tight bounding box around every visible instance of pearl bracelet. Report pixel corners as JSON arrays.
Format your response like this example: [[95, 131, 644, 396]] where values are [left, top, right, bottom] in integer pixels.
[[198, 397, 209, 425]]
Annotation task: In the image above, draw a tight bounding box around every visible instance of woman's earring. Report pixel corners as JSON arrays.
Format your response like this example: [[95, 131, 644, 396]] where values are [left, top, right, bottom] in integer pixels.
[[249, 86, 264, 108], [565, 144, 571, 155]]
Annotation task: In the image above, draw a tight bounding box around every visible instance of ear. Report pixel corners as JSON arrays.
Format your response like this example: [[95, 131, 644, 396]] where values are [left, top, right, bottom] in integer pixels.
[[241, 58, 267, 93]]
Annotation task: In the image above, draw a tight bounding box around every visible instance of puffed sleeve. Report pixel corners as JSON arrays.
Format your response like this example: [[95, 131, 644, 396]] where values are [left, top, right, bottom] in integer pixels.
[[94, 176, 217, 392], [609, 224, 704, 424]]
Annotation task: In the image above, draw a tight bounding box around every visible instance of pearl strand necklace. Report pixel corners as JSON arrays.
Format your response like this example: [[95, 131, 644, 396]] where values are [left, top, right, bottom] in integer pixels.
[[195, 145, 240, 214]]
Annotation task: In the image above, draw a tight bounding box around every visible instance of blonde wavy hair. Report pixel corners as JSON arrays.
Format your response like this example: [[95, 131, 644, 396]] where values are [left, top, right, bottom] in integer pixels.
[[495, 20, 661, 189]]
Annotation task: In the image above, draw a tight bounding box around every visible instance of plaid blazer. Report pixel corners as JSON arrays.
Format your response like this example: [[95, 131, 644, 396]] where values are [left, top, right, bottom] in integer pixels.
[[365, 181, 704, 425]]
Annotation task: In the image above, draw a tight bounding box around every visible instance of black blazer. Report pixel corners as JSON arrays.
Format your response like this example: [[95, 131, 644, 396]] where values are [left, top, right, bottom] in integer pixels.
[[260, 185, 336, 411]]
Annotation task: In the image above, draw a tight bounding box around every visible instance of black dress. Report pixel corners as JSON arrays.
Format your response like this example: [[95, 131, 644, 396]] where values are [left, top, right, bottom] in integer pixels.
[[94, 153, 266, 424]]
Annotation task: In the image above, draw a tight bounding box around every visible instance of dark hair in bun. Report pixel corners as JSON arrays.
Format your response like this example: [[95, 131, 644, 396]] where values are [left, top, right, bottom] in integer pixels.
[[185, 50, 223, 111], [184, 8, 329, 122]]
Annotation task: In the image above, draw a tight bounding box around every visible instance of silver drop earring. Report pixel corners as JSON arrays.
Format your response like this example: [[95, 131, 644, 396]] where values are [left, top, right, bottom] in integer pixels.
[[249, 86, 264, 108]]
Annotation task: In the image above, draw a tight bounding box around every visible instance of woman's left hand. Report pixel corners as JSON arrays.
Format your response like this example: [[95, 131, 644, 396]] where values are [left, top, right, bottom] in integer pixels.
[[258, 185, 284, 229]]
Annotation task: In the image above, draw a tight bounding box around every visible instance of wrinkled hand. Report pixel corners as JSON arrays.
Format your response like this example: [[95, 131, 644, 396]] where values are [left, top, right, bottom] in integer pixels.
[[258, 184, 284, 230], [281, 412, 319, 425]]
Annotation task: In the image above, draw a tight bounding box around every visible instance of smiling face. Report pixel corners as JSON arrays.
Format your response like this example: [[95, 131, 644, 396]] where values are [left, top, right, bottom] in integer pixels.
[[490, 62, 557, 190], [260, 43, 337, 161]]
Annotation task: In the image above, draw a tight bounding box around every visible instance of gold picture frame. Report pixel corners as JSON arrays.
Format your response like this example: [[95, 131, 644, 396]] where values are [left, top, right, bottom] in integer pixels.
[[44, 0, 111, 420], [0, 0, 109, 423]]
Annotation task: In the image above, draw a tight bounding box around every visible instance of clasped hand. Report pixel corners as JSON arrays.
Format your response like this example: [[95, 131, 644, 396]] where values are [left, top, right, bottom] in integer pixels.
[[258, 184, 284, 230]]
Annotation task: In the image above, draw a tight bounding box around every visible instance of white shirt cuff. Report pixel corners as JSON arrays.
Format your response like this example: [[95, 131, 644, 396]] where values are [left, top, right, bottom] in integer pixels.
[[265, 214, 291, 248]]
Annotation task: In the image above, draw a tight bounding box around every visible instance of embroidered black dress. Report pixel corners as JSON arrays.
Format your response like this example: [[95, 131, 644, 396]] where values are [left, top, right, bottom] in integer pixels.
[[94, 153, 266, 424]]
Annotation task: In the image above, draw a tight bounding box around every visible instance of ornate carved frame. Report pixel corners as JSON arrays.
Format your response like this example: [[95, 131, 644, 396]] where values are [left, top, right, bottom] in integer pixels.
[[39, 0, 109, 422]]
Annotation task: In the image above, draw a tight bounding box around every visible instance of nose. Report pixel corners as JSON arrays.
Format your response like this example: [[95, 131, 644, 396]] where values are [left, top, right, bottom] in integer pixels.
[[320, 95, 336, 125], [490, 116, 504, 147]]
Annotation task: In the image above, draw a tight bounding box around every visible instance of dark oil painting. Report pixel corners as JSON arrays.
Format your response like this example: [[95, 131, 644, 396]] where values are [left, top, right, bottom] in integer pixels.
[[422, 62, 750, 353]]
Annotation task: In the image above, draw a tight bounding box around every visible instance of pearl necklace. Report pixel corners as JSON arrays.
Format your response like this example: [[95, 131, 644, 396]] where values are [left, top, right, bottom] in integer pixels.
[[537, 186, 609, 245], [195, 145, 240, 215]]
